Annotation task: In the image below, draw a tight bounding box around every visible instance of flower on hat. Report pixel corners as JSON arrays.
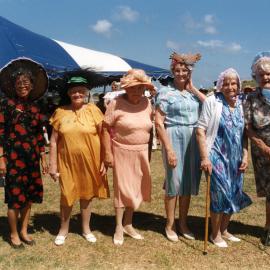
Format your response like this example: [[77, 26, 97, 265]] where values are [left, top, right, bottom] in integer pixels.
[[170, 52, 201, 71]]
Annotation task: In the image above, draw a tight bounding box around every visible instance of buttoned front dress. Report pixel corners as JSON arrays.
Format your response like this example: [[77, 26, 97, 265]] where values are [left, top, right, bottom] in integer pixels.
[[156, 85, 201, 196]]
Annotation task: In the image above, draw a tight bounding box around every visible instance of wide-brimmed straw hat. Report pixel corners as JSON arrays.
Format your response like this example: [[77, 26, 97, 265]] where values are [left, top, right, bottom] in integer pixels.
[[120, 69, 155, 93], [0, 57, 48, 101]]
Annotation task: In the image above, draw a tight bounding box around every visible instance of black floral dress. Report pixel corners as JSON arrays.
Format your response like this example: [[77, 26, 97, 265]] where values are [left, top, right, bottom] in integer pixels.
[[0, 98, 46, 209], [244, 89, 270, 198]]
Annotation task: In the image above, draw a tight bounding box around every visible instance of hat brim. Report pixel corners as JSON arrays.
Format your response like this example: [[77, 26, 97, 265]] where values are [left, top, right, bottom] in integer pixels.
[[0, 58, 48, 101], [121, 81, 155, 91]]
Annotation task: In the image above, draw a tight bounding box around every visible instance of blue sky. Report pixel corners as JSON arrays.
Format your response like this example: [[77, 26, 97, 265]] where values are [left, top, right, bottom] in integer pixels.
[[1, 0, 269, 87]]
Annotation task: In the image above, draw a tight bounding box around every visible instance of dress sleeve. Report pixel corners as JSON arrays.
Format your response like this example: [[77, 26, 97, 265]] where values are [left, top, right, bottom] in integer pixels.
[[197, 96, 212, 130], [155, 90, 169, 114], [243, 94, 252, 125], [37, 111, 46, 153], [49, 108, 62, 131], [87, 104, 104, 126], [104, 99, 116, 127], [0, 100, 6, 147]]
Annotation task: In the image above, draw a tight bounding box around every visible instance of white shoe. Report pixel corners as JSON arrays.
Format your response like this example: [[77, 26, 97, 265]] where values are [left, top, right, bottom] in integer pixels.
[[210, 235, 228, 248], [222, 234, 241, 242], [113, 233, 124, 246], [165, 228, 178, 242], [54, 235, 67, 246], [83, 233, 97, 243], [123, 228, 144, 240], [181, 232, 195, 240]]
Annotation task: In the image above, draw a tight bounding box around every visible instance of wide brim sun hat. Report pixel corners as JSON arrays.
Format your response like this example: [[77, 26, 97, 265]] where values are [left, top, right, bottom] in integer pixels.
[[0, 57, 48, 101], [120, 69, 155, 93]]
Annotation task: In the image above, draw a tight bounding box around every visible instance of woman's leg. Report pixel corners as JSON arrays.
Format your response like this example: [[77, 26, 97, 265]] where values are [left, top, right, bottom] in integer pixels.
[[210, 211, 224, 242], [80, 199, 92, 235], [58, 204, 73, 236], [7, 208, 21, 245], [265, 200, 270, 229], [178, 195, 191, 233], [220, 214, 232, 236], [20, 203, 33, 241], [123, 207, 134, 228], [165, 195, 177, 234], [123, 207, 141, 237], [114, 207, 125, 241]]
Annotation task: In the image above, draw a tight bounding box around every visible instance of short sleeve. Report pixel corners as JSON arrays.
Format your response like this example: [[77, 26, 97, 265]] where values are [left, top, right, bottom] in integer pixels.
[[49, 108, 63, 131], [243, 95, 252, 125], [87, 103, 104, 126], [104, 99, 116, 127], [197, 96, 212, 130], [155, 89, 170, 114]]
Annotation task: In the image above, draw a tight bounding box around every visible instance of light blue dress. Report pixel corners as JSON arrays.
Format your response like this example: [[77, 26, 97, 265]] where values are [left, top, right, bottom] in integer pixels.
[[209, 93, 252, 213], [156, 84, 201, 196]]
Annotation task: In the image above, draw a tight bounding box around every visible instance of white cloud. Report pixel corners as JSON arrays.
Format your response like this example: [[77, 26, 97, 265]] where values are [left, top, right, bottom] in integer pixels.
[[115, 6, 139, 22], [91, 20, 112, 37], [166, 40, 180, 51], [184, 13, 217, 35], [197, 40, 242, 53], [197, 40, 223, 48], [204, 26, 217, 34], [204, 14, 214, 24], [226, 42, 242, 52]]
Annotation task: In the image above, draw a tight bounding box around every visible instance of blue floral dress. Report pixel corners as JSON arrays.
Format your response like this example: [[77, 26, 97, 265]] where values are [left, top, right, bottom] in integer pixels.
[[209, 93, 252, 213]]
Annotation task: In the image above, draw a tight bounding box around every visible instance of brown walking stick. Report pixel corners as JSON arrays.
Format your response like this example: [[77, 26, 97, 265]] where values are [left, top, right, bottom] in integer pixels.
[[203, 172, 211, 255]]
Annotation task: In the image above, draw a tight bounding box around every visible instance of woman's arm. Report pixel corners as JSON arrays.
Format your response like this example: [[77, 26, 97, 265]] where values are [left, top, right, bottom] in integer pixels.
[[49, 128, 59, 181], [101, 122, 114, 168], [155, 108, 177, 168], [0, 105, 6, 177], [186, 77, 206, 102], [239, 128, 248, 172], [97, 122, 107, 176], [246, 123, 270, 158], [196, 127, 212, 174]]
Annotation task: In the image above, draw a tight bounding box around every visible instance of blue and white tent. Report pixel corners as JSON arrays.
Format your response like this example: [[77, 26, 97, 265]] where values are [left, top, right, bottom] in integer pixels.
[[0, 16, 170, 80]]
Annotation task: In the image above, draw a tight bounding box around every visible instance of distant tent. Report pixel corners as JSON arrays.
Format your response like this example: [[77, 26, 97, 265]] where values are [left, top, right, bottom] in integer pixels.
[[0, 16, 170, 80]]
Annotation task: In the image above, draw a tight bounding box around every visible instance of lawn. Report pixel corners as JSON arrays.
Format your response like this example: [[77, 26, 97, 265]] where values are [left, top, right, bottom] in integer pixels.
[[0, 150, 269, 270]]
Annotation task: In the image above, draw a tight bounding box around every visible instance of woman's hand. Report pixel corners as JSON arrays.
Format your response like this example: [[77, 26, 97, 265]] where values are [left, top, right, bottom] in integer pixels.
[[200, 158, 212, 175], [49, 163, 59, 182], [99, 162, 107, 176], [239, 155, 248, 172], [185, 76, 195, 93], [0, 157, 6, 177], [167, 149, 177, 168], [261, 145, 270, 160], [40, 154, 49, 174], [104, 152, 114, 168]]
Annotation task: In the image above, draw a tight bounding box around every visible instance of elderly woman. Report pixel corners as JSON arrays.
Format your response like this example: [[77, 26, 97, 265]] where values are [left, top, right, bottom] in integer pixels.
[[244, 52, 270, 245], [102, 69, 154, 245], [49, 70, 109, 246], [155, 52, 205, 242], [197, 68, 252, 248], [0, 58, 48, 248]]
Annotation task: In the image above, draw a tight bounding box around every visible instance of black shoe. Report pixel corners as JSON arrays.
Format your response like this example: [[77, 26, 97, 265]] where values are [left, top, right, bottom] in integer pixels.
[[21, 238, 36, 246], [261, 229, 270, 246], [9, 239, 25, 249]]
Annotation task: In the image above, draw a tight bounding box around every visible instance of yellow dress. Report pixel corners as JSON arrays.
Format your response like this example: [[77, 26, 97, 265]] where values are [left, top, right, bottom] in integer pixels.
[[50, 103, 109, 206]]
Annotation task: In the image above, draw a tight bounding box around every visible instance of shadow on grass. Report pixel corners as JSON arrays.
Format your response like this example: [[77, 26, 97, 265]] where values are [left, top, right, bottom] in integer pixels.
[[29, 211, 264, 241]]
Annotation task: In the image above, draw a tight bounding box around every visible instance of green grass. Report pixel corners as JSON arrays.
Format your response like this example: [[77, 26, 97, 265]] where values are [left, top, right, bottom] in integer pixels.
[[0, 150, 268, 270]]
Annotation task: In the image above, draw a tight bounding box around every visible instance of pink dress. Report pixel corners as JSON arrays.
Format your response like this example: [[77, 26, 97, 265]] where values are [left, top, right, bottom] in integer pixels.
[[104, 96, 152, 209]]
